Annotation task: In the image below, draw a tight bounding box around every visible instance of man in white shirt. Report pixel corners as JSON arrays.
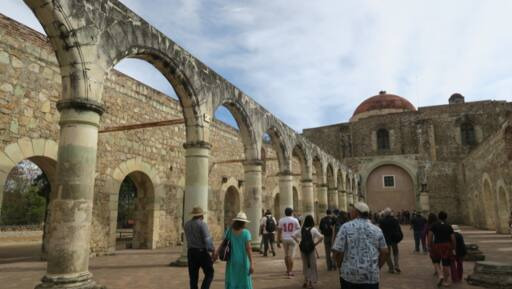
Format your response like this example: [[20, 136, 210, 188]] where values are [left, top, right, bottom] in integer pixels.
[[277, 207, 301, 277]]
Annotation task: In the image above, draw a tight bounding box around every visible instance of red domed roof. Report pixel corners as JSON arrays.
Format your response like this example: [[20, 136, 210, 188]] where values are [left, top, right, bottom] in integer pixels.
[[350, 91, 416, 121]]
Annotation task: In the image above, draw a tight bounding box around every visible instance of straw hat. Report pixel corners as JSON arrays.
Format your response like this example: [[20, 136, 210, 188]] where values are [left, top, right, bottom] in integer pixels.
[[190, 207, 205, 217], [232, 212, 250, 223]]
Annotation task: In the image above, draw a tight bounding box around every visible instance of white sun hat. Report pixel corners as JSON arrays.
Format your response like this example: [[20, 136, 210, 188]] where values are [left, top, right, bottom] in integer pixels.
[[232, 212, 250, 223]]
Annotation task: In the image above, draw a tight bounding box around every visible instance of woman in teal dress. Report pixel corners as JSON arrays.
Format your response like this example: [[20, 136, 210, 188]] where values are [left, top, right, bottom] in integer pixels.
[[220, 212, 254, 289]]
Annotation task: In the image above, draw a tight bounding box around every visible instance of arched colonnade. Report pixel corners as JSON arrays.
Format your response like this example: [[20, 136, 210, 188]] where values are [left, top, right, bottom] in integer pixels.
[[19, 1, 360, 288]]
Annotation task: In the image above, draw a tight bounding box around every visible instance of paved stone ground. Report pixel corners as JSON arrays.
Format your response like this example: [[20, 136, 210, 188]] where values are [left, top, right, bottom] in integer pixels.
[[0, 225, 510, 289]]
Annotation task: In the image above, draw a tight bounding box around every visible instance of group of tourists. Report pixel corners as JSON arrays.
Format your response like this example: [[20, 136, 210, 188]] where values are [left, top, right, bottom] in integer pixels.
[[182, 203, 478, 289]]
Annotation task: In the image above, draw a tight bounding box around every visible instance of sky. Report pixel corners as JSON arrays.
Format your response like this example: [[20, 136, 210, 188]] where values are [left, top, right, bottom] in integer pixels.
[[3, 1, 512, 132]]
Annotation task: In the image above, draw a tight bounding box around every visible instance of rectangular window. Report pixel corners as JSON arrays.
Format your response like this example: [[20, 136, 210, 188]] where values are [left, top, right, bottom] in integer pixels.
[[383, 176, 395, 188]]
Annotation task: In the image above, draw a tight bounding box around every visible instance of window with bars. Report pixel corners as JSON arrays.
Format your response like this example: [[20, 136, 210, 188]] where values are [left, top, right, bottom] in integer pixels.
[[383, 175, 395, 188]]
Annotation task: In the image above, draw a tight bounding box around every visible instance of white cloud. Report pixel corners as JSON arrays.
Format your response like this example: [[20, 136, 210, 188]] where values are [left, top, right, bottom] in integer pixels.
[[3, 0, 512, 131]]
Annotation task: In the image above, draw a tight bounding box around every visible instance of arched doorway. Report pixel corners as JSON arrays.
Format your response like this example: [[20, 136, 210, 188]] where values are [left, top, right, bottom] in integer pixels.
[[0, 157, 56, 262], [366, 165, 415, 212], [293, 186, 299, 212], [496, 185, 510, 233], [274, 193, 281, 220], [116, 171, 155, 250], [224, 186, 240, 231], [482, 178, 496, 230]]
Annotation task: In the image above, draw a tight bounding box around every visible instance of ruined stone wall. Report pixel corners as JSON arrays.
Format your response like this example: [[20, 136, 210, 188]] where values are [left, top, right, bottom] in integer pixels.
[[460, 120, 512, 233], [0, 14, 296, 253]]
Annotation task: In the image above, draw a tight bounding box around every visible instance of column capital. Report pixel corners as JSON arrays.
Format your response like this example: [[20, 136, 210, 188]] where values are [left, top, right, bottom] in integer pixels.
[[57, 98, 105, 115], [183, 141, 212, 150], [317, 183, 328, 188], [301, 178, 313, 183]]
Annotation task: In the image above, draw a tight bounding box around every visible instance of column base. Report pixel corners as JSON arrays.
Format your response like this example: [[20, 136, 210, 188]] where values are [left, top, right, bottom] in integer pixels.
[[35, 273, 105, 289], [169, 255, 188, 267]]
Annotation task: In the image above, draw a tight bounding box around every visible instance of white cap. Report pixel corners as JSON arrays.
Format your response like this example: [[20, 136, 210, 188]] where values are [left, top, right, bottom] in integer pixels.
[[354, 202, 370, 213]]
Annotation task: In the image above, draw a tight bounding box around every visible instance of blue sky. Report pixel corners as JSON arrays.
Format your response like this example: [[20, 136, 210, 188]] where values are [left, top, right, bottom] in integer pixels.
[[3, 1, 512, 131]]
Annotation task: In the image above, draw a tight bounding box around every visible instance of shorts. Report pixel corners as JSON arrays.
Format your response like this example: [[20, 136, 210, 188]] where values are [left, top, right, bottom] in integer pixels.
[[430, 242, 453, 266], [282, 239, 296, 257]]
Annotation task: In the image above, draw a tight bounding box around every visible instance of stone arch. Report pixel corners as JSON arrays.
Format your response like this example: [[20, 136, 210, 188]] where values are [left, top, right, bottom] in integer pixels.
[[223, 186, 241, 231], [0, 138, 59, 255], [23, 1, 104, 103], [360, 159, 418, 201], [262, 126, 291, 173], [272, 186, 281, 220], [481, 174, 496, 230], [312, 154, 325, 185], [0, 138, 59, 209], [107, 158, 163, 251], [292, 142, 310, 179], [365, 164, 416, 212], [108, 47, 206, 143], [293, 186, 300, 213], [495, 179, 510, 233], [212, 99, 259, 160], [326, 163, 336, 188]]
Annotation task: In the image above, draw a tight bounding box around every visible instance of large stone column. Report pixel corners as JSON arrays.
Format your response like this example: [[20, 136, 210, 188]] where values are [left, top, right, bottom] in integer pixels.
[[244, 161, 263, 250], [279, 171, 294, 214], [171, 141, 211, 266], [338, 190, 347, 211], [347, 193, 354, 206], [36, 100, 104, 289], [301, 179, 314, 217], [317, 184, 328, 217], [328, 187, 339, 209]]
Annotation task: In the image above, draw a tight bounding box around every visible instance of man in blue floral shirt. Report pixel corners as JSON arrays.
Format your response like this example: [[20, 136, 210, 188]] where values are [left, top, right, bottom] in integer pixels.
[[332, 202, 388, 289]]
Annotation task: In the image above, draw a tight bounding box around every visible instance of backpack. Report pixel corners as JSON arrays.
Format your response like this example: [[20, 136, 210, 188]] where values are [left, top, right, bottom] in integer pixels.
[[392, 221, 404, 243], [319, 217, 333, 236], [299, 227, 316, 254], [265, 216, 276, 233]]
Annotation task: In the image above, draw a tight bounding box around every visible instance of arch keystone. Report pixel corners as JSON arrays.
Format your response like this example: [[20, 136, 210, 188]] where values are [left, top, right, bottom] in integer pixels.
[[18, 137, 34, 158]]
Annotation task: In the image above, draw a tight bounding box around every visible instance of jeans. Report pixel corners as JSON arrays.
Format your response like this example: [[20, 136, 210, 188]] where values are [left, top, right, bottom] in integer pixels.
[[340, 278, 379, 289], [324, 237, 335, 270], [187, 248, 214, 289], [413, 230, 427, 252], [386, 243, 399, 271], [262, 233, 275, 255]]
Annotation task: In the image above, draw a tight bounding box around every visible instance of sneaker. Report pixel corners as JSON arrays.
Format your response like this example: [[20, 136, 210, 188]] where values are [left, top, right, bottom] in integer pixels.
[[272, 251, 276, 257], [395, 268, 401, 273], [388, 269, 395, 274]]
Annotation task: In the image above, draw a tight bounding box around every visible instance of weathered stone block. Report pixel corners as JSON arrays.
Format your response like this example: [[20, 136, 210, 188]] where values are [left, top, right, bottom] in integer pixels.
[[467, 261, 512, 288], [18, 137, 34, 158]]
